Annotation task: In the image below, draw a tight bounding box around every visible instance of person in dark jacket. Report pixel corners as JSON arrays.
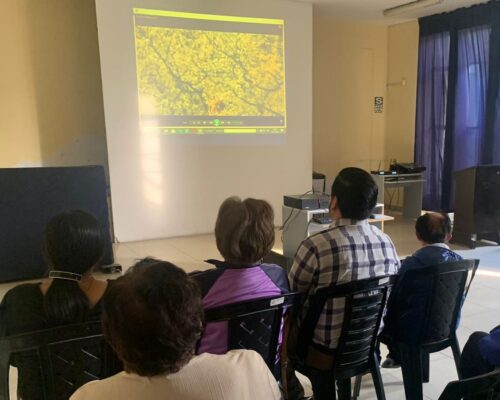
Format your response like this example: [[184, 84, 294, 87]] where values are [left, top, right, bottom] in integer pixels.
[[0, 210, 110, 399], [380, 212, 463, 368], [460, 326, 500, 378]]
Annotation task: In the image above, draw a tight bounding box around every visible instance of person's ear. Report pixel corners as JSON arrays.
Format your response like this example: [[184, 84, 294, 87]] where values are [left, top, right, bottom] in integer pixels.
[[329, 196, 337, 213], [445, 233, 452, 243]]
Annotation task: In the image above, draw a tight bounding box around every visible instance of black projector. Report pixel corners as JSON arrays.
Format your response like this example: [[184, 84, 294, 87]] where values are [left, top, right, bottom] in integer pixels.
[[284, 194, 330, 210]]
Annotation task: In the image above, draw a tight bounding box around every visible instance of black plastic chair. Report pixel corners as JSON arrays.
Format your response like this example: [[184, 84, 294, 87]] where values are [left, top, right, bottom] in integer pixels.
[[0, 321, 122, 400], [438, 369, 500, 400], [389, 259, 479, 400], [203, 292, 303, 375], [294, 275, 396, 400]]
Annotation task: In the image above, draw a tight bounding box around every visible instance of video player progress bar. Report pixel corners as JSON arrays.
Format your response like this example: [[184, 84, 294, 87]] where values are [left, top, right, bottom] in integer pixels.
[[224, 128, 256, 133]]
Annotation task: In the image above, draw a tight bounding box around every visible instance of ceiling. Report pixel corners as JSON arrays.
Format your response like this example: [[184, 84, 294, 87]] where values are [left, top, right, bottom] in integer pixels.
[[291, 0, 490, 24]]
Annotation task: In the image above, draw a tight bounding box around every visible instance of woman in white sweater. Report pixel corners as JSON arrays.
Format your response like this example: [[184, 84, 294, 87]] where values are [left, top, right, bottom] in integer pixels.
[[71, 259, 281, 400]]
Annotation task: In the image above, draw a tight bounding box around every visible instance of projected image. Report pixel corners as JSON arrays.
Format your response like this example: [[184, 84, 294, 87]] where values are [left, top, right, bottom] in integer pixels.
[[133, 9, 286, 134]]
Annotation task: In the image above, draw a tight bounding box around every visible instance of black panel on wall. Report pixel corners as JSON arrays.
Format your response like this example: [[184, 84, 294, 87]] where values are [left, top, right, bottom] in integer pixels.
[[453, 165, 500, 248], [475, 166, 500, 231], [0, 166, 113, 283]]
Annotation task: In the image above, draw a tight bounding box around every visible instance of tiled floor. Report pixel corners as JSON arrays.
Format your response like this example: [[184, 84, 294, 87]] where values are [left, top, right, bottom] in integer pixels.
[[2, 213, 499, 399]]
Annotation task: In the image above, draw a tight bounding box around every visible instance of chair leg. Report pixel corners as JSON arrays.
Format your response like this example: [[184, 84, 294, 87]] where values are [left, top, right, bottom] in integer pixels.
[[400, 345, 423, 400], [421, 352, 430, 383], [451, 336, 462, 379], [353, 375, 362, 399], [336, 378, 351, 400], [371, 353, 387, 400]]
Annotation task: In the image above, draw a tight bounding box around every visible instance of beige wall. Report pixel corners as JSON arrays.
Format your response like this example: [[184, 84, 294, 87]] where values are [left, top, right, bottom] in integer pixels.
[[384, 21, 419, 209], [0, 0, 107, 169], [385, 21, 419, 165], [312, 16, 420, 198], [313, 15, 388, 184]]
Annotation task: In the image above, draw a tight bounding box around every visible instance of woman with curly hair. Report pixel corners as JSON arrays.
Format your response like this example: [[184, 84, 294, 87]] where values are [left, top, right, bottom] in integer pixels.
[[71, 259, 280, 400]]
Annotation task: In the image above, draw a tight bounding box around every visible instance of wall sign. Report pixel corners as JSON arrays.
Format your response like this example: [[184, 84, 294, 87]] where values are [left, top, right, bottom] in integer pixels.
[[374, 96, 383, 113]]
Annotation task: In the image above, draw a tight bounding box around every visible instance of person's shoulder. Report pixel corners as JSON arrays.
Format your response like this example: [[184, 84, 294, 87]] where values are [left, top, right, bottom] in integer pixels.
[[70, 376, 112, 399], [217, 349, 270, 371], [70, 372, 129, 399], [260, 263, 288, 280], [303, 226, 340, 247], [196, 350, 280, 398], [189, 267, 225, 297], [260, 262, 284, 271], [414, 245, 462, 262], [3, 283, 42, 302], [446, 248, 463, 260], [70, 380, 100, 399], [190, 266, 223, 279], [190, 350, 257, 372], [209, 349, 263, 364], [368, 224, 396, 244], [400, 255, 423, 273]]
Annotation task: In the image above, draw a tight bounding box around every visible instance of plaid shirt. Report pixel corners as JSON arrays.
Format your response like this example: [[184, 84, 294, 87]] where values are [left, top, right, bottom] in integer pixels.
[[289, 218, 400, 349]]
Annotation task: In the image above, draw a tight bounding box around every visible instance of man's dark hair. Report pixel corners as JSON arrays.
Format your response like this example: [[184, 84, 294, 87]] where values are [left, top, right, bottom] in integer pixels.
[[415, 212, 452, 244], [103, 260, 203, 377], [330, 167, 378, 220]]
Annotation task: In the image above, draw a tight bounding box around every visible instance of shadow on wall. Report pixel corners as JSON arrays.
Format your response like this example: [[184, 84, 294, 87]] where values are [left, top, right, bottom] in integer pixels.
[[23, 0, 108, 174]]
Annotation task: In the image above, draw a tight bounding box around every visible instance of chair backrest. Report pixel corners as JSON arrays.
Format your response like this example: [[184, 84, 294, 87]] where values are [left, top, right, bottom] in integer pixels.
[[404, 259, 478, 348], [438, 370, 500, 400], [203, 292, 302, 372], [0, 321, 121, 400], [297, 275, 396, 379]]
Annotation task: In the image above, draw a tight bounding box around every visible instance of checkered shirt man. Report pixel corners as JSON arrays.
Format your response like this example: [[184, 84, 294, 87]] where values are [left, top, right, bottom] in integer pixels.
[[289, 218, 400, 349]]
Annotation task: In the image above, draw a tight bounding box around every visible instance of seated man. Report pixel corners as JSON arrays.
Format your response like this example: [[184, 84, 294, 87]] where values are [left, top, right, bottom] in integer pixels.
[[381, 212, 463, 368], [287, 167, 400, 400], [71, 259, 281, 400], [460, 326, 500, 379]]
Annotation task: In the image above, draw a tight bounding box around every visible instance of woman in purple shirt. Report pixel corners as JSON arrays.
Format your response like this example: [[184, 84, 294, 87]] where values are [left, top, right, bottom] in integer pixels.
[[191, 197, 289, 356]]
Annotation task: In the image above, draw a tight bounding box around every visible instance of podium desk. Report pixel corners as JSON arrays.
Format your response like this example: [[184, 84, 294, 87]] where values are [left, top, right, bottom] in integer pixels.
[[372, 173, 425, 219]]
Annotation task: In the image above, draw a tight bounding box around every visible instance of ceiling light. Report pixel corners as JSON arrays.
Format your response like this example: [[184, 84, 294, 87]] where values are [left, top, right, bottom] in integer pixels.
[[383, 0, 444, 17]]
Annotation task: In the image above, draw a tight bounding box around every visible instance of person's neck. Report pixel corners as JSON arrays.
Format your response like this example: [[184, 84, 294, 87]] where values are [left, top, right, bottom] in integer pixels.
[[41, 271, 94, 293], [78, 273, 95, 292], [422, 242, 449, 248]]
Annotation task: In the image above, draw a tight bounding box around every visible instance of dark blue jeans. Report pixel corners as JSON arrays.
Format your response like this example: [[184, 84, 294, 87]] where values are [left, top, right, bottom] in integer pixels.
[[460, 331, 494, 379]]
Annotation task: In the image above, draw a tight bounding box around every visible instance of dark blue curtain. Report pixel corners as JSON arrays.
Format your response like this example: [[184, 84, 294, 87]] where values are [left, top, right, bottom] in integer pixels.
[[415, 33, 450, 210], [415, 1, 500, 211]]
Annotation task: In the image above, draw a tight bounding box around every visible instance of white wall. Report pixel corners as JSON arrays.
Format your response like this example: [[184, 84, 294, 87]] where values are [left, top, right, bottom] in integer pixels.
[[95, 0, 313, 242]]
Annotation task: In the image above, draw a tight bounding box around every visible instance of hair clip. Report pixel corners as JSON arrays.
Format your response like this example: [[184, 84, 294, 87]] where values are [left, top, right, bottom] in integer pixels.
[[49, 270, 82, 282]]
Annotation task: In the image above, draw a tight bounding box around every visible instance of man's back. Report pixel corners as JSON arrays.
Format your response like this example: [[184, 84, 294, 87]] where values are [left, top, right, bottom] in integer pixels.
[[384, 244, 463, 342], [289, 218, 400, 349], [400, 244, 463, 273]]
